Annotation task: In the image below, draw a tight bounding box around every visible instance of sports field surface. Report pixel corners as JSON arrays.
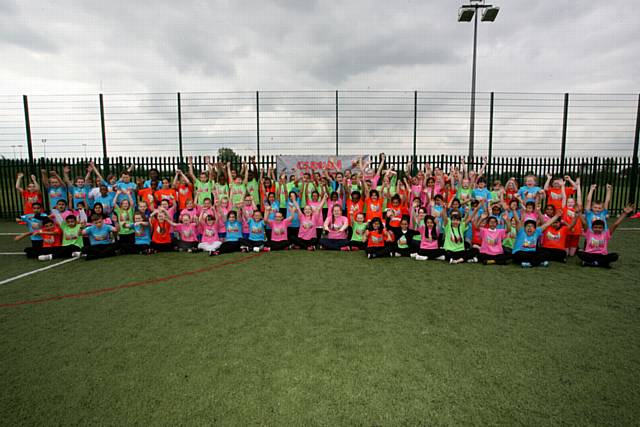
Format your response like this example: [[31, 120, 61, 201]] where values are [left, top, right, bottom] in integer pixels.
[[1, 220, 639, 425]]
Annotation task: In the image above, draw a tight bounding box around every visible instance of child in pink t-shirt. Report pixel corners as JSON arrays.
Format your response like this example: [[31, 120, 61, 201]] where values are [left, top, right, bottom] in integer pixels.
[[475, 212, 512, 265], [174, 214, 199, 252], [414, 215, 446, 261], [577, 203, 634, 268], [292, 200, 318, 250], [319, 205, 350, 251], [264, 207, 292, 251], [198, 213, 221, 254]]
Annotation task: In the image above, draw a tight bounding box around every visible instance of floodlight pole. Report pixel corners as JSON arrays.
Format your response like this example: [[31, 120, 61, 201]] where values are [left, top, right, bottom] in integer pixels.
[[469, 6, 478, 161], [460, 1, 497, 162]]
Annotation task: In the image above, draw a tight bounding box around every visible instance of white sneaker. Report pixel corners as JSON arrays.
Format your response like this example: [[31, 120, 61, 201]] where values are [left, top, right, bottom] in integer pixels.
[[253, 246, 261, 253], [410, 253, 417, 259], [415, 255, 428, 261], [466, 257, 478, 263], [394, 252, 402, 257], [435, 255, 446, 261], [71, 251, 82, 258], [38, 254, 53, 261]]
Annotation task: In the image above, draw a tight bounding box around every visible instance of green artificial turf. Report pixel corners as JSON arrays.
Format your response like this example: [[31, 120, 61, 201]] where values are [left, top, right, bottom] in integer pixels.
[[0, 221, 639, 425]]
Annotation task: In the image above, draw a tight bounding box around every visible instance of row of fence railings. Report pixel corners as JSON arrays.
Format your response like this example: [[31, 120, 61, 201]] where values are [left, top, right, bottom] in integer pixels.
[[1, 155, 637, 219]]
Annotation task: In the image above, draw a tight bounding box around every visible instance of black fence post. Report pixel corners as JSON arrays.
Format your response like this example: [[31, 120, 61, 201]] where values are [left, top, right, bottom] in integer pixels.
[[177, 92, 183, 159], [630, 93, 640, 204], [488, 92, 494, 177], [335, 90, 339, 156], [99, 93, 108, 172], [256, 91, 260, 159], [560, 93, 569, 171], [412, 91, 417, 168], [22, 95, 34, 171]]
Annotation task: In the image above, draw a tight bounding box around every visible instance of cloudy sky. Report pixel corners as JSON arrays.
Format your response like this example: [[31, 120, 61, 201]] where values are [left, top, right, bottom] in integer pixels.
[[0, 0, 638, 158]]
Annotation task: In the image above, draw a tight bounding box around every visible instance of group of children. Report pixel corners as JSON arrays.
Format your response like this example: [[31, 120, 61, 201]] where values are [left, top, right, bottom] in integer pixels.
[[14, 154, 636, 268]]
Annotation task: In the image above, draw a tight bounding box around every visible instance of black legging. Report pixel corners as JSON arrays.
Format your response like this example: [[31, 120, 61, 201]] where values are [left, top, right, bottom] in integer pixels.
[[366, 245, 390, 258], [478, 252, 512, 265], [151, 242, 175, 252], [266, 240, 290, 250], [82, 243, 118, 260], [320, 238, 350, 250], [239, 238, 264, 249], [512, 250, 548, 266], [541, 248, 568, 263], [577, 250, 619, 267], [218, 240, 241, 254], [445, 248, 478, 261], [417, 248, 445, 259], [291, 237, 317, 249], [24, 245, 81, 259]]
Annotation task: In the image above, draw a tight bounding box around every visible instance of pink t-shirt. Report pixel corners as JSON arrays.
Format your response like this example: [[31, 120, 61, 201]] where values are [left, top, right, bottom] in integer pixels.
[[523, 211, 537, 222], [326, 215, 348, 240], [180, 207, 200, 222], [298, 216, 316, 240], [175, 223, 198, 242], [419, 225, 439, 250], [584, 230, 610, 255], [269, 218, 290, 242], [241, 205, 254, 233], [480, 228, 506, 256], [200, 223, 219, 244], [307, 200, 324, 228]]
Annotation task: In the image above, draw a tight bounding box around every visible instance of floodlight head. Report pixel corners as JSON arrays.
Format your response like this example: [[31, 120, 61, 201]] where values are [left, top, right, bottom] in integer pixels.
[[458, 8, 475, 22], [481, 7, 500, 21]]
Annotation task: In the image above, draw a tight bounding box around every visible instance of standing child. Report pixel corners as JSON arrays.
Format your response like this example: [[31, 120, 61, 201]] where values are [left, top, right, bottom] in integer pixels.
[[15, 172, 43, 215]]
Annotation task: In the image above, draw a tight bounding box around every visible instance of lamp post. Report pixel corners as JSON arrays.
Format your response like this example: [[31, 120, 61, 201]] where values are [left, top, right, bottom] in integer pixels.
[[458, 0, 499, 160]]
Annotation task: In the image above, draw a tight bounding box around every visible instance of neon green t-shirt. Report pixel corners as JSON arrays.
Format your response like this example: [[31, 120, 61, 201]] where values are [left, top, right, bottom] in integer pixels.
[[60, 223, 84, 248], [350, 222, 367, 242], [443, 221, 467, 252], [194, 179, 212, 205], [114, 206, 134, 235]]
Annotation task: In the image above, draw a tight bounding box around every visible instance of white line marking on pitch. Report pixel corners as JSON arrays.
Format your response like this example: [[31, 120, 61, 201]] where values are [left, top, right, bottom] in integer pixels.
[[0, 258, 78, 286], [0, 233, 20, 236], [0, 252, 25, 255]]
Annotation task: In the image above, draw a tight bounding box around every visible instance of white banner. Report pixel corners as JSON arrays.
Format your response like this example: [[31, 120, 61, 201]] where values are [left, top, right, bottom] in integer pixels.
[[276, 155, 369, 173]]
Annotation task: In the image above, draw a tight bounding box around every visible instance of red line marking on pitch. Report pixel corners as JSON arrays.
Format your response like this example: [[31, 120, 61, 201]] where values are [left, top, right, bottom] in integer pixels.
[[0, 253, 263, 309]]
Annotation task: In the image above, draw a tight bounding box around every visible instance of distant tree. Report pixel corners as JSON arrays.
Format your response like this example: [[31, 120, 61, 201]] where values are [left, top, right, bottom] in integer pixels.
[[218, 147, 241, 165]]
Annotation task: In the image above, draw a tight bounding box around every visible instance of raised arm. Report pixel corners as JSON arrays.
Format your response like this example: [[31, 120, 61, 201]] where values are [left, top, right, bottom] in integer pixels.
[[586, 184, 596, 211], [610, 203, 634, 235], [62, 165, 72, 186], [540, 212, 562, 230], [543, 173, 552, 191], [15, 172, 24, 192], [604, 184, 612, 210], [187, 157, 197, 183], [90, 161, 105, 185], [30, 174, 40, 191], [40, 169, 50, 187]]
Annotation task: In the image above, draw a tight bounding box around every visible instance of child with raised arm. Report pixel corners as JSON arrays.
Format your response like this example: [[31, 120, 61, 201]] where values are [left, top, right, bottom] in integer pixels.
[[15, 172, 42, 215], [562, 177, 582, 256], [291, 200, 318, 250], [198, 213, 222, 255], [41, 169, 68, 212], [577, 204, 634, 268], [113, 189, 135, 247], [264, 206, 293, 251], [217, 211, 243, 255], [149, 208, 175, 253], [15, 202, 47, 249], [585, 183, 612, 231], [414, 215, 446, 261], [118, 212, 151, 254], [174, 213, 200, 252], [239, 210, 266, 252], [540, 206, 581, 263], [518, 175, 543, 204], [363, 217, 393, 259], [475, 212, 512, 265], [82, 214, 119, 260], [319, 205, 350, 251], [21, 217, 63, 261], [511, 211, 562, 268], [441, 208, 479, 264]]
